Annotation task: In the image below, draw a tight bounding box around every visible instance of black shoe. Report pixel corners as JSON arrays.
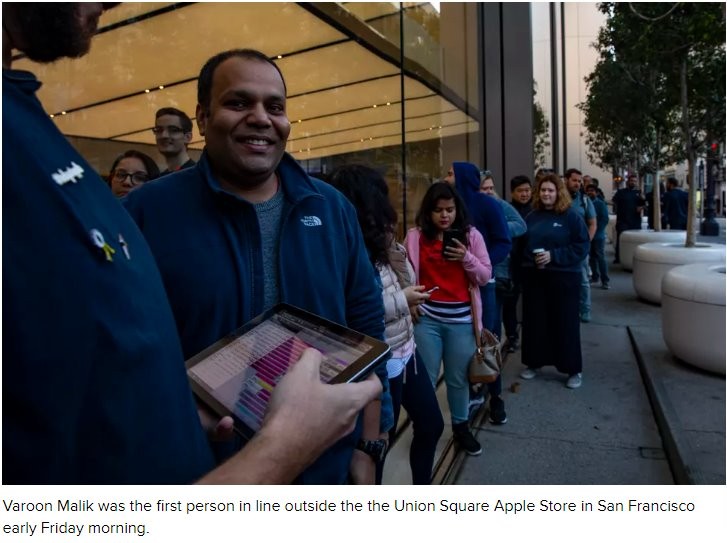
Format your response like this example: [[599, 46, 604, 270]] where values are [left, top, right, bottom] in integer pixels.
[[506, 336, 519, 353], [489, 396, 508, 425], [452, 422, 482, 456]]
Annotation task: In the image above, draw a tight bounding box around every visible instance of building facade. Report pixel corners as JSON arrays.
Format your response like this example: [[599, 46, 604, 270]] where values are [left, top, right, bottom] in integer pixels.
[[21, 3, 629, 228]]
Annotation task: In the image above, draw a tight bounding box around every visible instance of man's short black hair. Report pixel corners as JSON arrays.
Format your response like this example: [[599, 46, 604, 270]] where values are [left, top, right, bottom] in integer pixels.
[[564, 168, 582, 179], [510, 175, 532, 192], [667, 177, 679, 187], [155, 107, 193, 133], [589, 177, 600, 187], [197, 49, 287, 113]]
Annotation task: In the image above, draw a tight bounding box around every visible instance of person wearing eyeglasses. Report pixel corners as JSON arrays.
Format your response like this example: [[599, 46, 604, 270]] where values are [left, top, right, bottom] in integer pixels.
[[153, 107, 195, 175], [108, 150, 160, 198]]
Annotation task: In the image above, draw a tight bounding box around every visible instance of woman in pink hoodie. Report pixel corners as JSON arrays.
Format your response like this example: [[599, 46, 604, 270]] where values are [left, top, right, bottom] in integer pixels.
[[405, 182, 492, 456]]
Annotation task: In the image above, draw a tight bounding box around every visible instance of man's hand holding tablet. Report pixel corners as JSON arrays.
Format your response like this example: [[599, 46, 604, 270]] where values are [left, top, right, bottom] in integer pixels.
[[197, 348, 382, 484]]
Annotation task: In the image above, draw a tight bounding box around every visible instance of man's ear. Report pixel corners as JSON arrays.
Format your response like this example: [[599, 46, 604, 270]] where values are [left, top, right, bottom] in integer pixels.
[[195, 104, 206, 137]]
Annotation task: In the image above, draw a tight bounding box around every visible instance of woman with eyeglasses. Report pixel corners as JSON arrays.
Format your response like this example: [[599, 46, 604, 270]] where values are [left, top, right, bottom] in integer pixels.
[[108, 150, 160, 198]]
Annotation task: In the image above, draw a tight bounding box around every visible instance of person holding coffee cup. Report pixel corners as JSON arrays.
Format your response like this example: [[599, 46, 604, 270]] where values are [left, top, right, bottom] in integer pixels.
[[518, 174, 590, 389]]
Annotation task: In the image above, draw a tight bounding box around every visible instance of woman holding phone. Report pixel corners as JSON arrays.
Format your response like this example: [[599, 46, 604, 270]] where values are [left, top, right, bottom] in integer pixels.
[[404, 182, 492, 456], [328, 165, 444, 484]]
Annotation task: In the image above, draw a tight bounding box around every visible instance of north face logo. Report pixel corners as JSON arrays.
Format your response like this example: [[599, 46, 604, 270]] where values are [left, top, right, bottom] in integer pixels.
[[301, 216, 322, 226]]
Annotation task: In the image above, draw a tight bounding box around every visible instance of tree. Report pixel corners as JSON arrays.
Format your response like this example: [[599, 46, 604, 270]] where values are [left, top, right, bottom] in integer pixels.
[[533, 82, 550, 170], [580, 3, 725, 242]]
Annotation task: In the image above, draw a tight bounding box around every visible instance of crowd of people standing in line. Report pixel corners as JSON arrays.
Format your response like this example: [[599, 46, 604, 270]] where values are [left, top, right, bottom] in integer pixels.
[[5, 3, 697, 488]]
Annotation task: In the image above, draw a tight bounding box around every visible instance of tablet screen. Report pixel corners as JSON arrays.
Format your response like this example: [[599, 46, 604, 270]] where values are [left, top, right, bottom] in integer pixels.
[[186, 304, 389, 438]]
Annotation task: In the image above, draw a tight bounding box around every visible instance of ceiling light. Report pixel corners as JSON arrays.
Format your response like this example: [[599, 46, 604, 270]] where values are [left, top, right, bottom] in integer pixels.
[[61, 111, 67, 115], [50, 114, 55, 118], [277, 55, 283, 59], [297, 120, 302, 123], [372, 104, 377, 108], [144, 89, 150, 93], [158, 85, 164, 90], [386, 102, 391, 106]]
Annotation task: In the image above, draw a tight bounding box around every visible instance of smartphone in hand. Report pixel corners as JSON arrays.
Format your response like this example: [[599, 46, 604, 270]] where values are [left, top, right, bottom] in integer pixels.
[[442, 229, 466, 258]]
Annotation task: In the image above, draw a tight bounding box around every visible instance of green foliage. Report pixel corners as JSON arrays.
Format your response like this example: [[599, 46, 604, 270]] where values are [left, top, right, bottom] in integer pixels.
[[580, 2, 725, 171], [533, 82, 550, 169]]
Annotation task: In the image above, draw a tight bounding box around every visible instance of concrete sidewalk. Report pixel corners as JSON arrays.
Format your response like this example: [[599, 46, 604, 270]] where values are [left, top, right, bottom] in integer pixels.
[[454, 243, 725, 485]]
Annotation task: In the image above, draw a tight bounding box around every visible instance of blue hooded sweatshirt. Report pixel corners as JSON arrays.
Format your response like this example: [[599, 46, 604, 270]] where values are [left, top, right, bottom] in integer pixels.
[[452, 162, 512, 265]]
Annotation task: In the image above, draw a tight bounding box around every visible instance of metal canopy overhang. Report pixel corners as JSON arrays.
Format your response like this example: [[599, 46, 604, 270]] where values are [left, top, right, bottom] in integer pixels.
[[15, 2, 477, 161]]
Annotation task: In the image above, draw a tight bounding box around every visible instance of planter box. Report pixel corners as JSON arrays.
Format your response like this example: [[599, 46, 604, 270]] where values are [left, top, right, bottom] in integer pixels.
[[662, 263, 726, 375], [619, 230, 686, 271], [632, 242, 725, 304]]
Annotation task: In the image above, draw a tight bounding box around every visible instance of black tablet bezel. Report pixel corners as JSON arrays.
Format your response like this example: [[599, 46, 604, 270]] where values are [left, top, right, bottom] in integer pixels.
[[185, 303, 389, 440]]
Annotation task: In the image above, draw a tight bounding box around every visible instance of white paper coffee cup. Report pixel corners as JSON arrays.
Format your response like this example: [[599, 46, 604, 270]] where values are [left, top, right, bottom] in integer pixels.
[[533, 248, 545, 268]]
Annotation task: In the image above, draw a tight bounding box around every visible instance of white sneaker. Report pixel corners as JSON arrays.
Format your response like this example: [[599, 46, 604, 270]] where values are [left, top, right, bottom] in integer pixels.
[[520, 368, 538, 380], [566, 373, 582, 389]]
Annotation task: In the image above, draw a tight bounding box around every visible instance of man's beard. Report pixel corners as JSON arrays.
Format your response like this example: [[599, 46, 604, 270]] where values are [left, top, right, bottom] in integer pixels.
[[12, 4, 101, 63]]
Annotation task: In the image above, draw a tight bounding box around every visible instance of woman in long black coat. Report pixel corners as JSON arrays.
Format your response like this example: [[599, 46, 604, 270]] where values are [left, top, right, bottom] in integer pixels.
[[518, 174, 590, 389]]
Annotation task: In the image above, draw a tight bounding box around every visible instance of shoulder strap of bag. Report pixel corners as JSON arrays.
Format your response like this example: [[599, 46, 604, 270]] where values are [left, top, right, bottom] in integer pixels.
[[469, 287, 483, 350]]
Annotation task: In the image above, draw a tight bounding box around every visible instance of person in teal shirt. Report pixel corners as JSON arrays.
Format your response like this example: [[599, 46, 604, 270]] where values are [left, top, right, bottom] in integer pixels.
[[565, 168, 596, 322], [586, 184, 611, 289]]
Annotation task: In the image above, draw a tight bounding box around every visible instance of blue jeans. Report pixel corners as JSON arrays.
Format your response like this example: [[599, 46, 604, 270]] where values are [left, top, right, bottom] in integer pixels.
[[580, 257, 591, 316], [589, 237, 610, 284], [414, 315, 475, 424], [479, 281, 503, 397]]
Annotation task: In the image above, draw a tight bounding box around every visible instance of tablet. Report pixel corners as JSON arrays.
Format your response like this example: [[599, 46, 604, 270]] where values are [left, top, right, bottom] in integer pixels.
[[186, 303, 390, 440]]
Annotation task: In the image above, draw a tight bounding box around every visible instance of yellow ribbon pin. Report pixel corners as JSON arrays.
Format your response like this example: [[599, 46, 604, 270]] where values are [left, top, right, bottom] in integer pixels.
[[90, 229, 115, 262]]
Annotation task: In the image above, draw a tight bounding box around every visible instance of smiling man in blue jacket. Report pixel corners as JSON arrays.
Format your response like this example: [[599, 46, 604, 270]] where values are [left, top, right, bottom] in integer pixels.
[[445, 162, 511, 425], [124, 49, 392, 484]]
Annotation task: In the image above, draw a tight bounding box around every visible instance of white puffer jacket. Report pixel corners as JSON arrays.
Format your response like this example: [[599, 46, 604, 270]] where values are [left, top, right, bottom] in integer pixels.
[[379, 262, 415, 354]]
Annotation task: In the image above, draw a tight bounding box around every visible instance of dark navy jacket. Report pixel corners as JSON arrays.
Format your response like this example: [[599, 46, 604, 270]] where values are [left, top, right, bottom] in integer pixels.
[[521, 209, 590, 272], [663, 189, 688, 230], [3, 69, 214, 483], [613, 187, 645, 230], [124, 151, 391, 483], [452, 162, 512, 265]]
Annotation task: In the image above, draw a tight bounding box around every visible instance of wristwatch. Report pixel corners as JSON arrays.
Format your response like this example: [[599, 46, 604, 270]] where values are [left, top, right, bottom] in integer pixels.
[[356, 438, 388, 463]]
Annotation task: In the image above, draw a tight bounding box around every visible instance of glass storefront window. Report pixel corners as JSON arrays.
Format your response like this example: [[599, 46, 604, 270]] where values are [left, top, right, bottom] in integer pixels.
[[16, 2, 483, 235], [531, 2, 554, 171]]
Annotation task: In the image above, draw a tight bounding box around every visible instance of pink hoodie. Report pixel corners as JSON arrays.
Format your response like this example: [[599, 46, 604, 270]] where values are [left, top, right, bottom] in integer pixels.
[[404, 227, 492, 334]]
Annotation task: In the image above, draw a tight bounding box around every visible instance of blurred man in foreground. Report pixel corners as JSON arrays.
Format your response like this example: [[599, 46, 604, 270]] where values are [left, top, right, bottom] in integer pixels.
[[2, 2, 380, 485]]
